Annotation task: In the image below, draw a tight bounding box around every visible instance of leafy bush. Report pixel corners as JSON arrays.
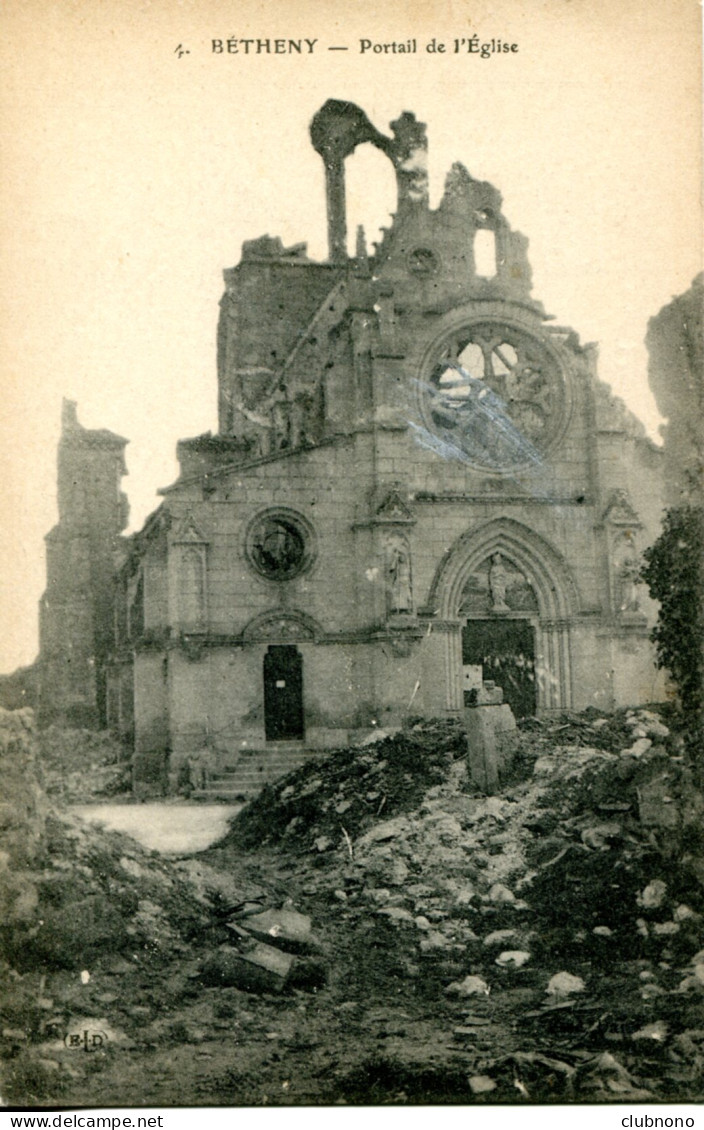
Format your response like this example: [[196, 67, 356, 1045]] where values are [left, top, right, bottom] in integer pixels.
[[641, 507, 704, 766]]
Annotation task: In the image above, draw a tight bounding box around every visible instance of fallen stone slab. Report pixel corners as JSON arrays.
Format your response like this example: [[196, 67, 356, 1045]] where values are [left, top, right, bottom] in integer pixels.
[[231, 908, 320, 954], [199, 942, 295, 993]]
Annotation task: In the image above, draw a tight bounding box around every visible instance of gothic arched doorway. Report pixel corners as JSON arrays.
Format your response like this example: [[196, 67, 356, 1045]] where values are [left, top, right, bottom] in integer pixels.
[[427, 518, 578, 714]]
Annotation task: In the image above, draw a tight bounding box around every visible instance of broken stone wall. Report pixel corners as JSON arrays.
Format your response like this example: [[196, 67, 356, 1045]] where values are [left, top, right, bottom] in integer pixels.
[[647, 274, 704, 509]]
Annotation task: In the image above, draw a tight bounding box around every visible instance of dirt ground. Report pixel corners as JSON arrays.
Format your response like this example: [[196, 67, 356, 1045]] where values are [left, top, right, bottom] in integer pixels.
[[2, 707, 704, 1108], [72, 804, 242, 856]]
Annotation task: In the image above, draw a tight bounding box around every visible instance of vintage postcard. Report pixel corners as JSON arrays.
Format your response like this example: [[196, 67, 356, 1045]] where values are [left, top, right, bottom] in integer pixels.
[[1, 0, 702, 1115]]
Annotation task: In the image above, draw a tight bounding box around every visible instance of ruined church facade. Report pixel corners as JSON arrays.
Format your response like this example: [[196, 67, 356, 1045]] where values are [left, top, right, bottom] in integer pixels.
[[39, 102, 665, 792]]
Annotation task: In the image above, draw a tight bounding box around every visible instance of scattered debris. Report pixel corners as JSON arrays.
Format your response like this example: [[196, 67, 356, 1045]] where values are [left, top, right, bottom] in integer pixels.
[[2, 703, 703, 1107]]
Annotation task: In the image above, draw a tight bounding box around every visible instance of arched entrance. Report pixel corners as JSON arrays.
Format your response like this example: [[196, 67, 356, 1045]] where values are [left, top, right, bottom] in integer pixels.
[[427, 519, 578, 714]]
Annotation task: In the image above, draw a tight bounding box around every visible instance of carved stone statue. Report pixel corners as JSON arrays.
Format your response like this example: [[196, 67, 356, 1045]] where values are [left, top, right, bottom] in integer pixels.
[[386, 536, 413, 613], [488, 552, 510, 612], [618, 557, 641, 613]]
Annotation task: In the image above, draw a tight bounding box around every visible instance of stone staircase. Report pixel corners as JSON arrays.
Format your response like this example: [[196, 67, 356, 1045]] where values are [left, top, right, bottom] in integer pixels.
[[192, 743, 314, 801]]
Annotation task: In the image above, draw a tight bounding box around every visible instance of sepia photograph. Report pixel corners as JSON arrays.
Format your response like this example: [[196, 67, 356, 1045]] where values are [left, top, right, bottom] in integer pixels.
[[0, 0, 702, 1113]]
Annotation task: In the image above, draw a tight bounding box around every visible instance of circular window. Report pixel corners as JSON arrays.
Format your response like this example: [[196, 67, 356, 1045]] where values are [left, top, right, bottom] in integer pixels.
[[421, 321, 567, 471], [246, 510, 314, 581], [408, 247, 439, 276]]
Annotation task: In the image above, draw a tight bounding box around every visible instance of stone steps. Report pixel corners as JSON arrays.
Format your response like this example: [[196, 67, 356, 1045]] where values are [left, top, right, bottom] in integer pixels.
[[193, 744, 314, 801]]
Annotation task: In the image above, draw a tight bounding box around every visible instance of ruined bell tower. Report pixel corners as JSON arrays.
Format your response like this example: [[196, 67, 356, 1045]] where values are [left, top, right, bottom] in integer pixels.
[[38, 400, 129, 727]]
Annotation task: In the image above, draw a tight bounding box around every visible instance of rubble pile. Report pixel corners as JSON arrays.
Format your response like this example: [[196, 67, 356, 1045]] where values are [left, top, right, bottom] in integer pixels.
[[0, 710, 214, 970], [37, 725, 131, 802], [0, 709, 217, 1104], [2, 704, 703, 1106], [212, 706, 704, 1102], [227, 718, 466, 852]]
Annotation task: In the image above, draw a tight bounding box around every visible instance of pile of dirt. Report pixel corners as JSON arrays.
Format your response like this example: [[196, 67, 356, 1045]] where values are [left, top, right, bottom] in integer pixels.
[[37, 725, 131, 802]]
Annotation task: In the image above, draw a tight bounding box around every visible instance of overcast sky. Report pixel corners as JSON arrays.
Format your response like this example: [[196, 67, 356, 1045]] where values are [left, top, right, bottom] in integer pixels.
[[1, 0, 701, 674]]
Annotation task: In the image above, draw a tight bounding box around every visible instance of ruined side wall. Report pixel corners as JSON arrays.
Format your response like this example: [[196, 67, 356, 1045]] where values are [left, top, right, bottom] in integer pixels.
[[646, 274, 704, 509]]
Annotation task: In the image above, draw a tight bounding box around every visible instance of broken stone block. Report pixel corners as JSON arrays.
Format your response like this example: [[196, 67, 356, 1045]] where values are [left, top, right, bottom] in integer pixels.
[[546, 971, 585, 1001], [420, 929, 452, 953], [483, 929, 518, 947], [652, 921, 679, 936], [476, 682, 503, 706], [468, 1074, 497, 1094], [234, 908, 319, 955], [632, 1020, 668, 1042], [624, 738, 653, 757], [488, 883, 516, 904], [463, 704, 517, 792], [445, 974, 490, 997], [495, 950, 530, 968], [674, 904, 695, 921], [637, 879, 667, 909], [199, 942, 295, 993]]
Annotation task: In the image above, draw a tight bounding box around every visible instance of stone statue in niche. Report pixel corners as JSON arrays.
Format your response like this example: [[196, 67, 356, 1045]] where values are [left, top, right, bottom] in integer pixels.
[[386, 535, 413, 614], [459, 556, 538, 615], [612, 531, 641, 614], [488, 552, 510, 612], [618, 557, 641, 613]]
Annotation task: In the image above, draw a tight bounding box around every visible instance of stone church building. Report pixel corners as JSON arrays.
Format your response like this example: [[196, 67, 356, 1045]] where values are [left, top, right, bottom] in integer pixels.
[[38, 101, 665, 793]]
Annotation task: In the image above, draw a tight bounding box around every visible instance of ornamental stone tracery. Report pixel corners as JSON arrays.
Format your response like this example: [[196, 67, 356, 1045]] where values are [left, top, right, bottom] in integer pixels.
[[422, 322, 567, 471]]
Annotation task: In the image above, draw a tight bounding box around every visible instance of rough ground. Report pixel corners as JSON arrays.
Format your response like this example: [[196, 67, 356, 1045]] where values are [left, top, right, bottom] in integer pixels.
[[2, 706, 704, 1108]]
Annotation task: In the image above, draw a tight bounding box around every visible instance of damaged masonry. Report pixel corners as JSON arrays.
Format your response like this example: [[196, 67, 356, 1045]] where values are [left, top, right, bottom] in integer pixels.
[[2, 100, 703, 1110], [38, 100, 665, 800]]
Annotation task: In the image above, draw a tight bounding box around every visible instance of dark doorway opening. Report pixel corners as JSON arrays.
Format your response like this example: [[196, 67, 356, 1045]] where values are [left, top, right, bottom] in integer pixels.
[[263, 645, 304, 741], [462, 619, 537, 719]]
